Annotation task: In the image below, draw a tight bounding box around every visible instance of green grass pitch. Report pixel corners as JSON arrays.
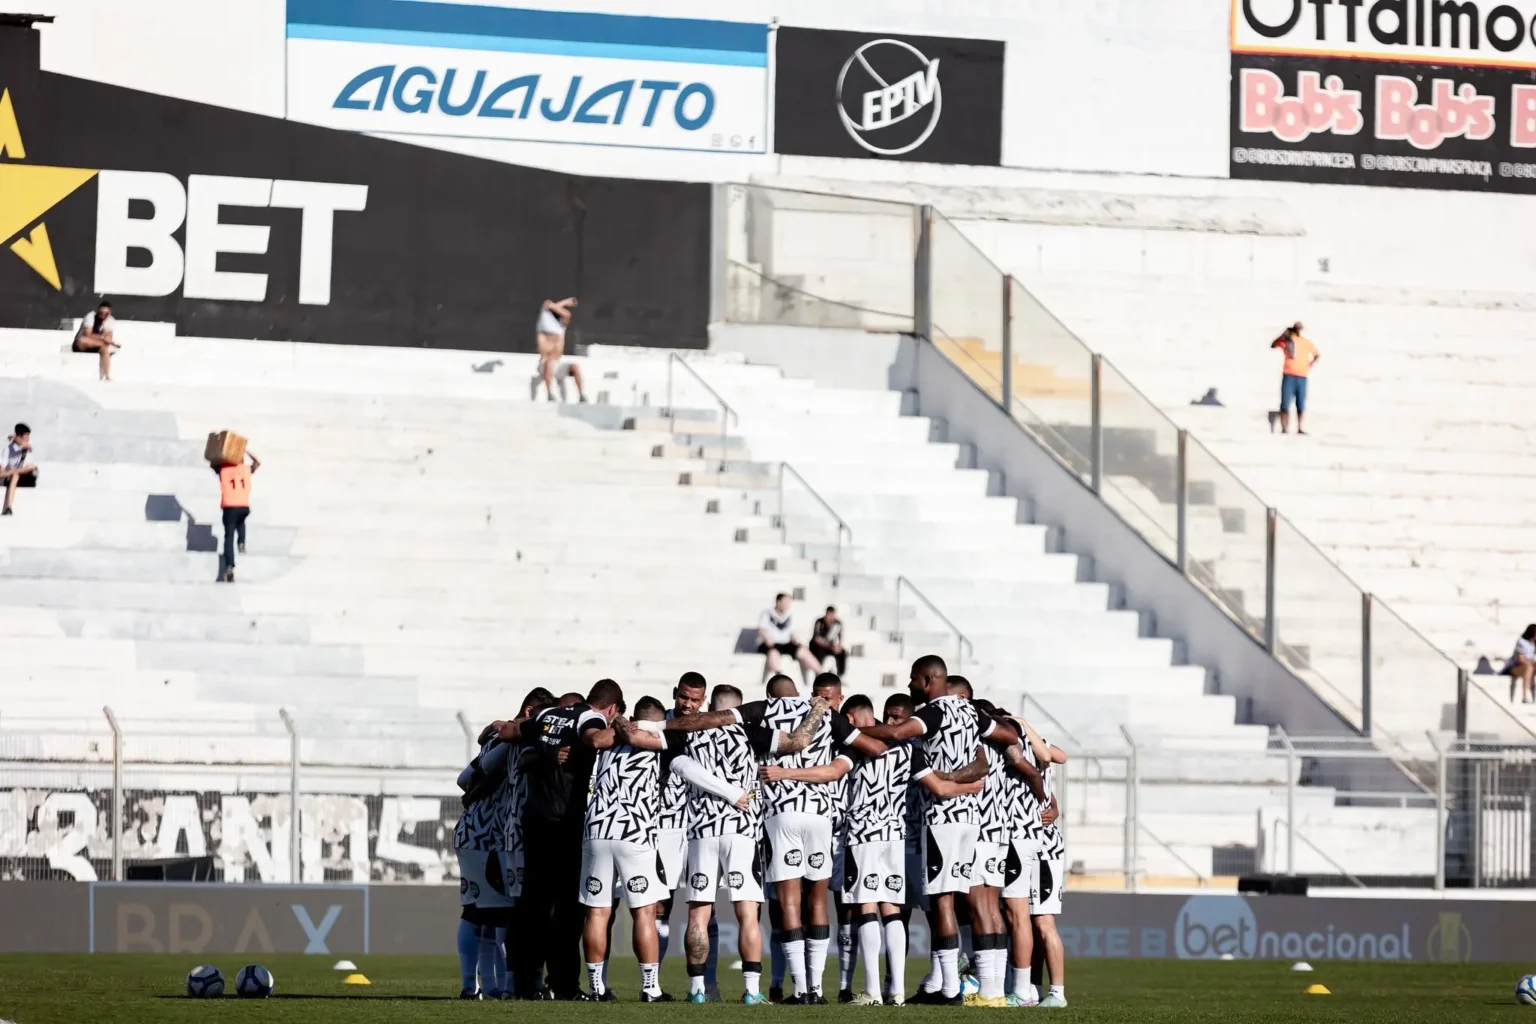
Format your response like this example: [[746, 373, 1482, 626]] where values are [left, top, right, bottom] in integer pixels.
[[0, 954, 1531, 1022]]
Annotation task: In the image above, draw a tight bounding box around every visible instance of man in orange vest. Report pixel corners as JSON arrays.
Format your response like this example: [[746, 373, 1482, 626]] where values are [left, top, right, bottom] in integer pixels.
[[1270, 322, 1320, 435], [216, 451, 261, 582]]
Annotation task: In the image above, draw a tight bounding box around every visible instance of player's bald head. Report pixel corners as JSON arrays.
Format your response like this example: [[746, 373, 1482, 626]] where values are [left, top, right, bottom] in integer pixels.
[[711, 684, 744, 711], [766, 674, 799, 698], [909, 654, 948, 702]]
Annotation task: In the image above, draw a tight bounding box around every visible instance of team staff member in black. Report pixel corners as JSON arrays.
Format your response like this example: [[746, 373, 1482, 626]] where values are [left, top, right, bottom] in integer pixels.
[[498, 678, 626, 999]]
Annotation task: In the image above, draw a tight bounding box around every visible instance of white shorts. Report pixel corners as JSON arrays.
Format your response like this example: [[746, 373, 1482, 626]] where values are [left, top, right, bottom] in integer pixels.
[[974, 840, 1008, 889], [657, 829, 687, 893], [457, 848, 514, 909], [500, 847, 526, 902], [829, 826, 847, 893], [763, 811, 834, 884], [922, 822, 979, 896], [904, 836, 928, 911], [1031, 856, 1064, 916], [845, 840, 906, 905], [579, 838, 664, 909], [1002, 836, 1040, 900], [686, 833, 764, 903]]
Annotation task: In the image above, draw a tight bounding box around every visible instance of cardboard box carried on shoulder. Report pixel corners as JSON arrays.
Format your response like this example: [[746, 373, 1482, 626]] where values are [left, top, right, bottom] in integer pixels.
[[205, 430, 247, 468]]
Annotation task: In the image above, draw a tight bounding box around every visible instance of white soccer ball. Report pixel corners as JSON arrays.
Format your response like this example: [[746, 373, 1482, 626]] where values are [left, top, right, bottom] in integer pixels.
[[186, 965, 224, 998], [960, 974, 980, 997], [235, 964, 275, 999], [1517, 975, 1536, 1005]]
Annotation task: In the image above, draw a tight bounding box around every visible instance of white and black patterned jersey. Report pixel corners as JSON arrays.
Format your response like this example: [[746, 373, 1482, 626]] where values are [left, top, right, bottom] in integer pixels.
[[845, 741, 925, 845], [501, 752, 530, 856], [978, 743, 1011, 844], [656, 709, 692, 833], [748, 698, 861, 818], [685, 718, 775, 840], [584, 731, 688, 844], [1038, 747, 1065, 858], [1004, 742, 1044, 845], [909, 695, 997, 826], [454, 740, 510, 851]]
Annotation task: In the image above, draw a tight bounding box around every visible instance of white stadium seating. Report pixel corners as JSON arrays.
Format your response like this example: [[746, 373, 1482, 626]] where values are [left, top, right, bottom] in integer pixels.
[[0, 319, 1436, 882]]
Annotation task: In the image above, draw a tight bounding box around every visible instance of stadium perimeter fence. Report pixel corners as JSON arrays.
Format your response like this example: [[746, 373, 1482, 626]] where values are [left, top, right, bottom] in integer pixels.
[[0, 710, 1530, 891]]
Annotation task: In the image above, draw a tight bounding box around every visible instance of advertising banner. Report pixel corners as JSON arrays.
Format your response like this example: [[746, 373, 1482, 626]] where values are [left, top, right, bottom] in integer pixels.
[[1230, 0, 1536, 192], [285, 0, 770, 155], [773, 26, 1004, 166], [0, 28, 712, 350]]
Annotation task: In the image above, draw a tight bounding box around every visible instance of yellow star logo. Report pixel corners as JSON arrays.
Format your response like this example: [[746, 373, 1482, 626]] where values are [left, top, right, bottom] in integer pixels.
[[0, 88, 99, 289]]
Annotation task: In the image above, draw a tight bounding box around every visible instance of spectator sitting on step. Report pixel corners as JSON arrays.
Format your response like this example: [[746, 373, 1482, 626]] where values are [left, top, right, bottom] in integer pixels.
[[757, 592, 821, 685], [73, 298, 121, 382], [809, 605, 847, 677], [1504, 624, 1536, 704], [532, 297, 587, 404], [1, 423, 38, 516], [1269, 322, 1319, 435]]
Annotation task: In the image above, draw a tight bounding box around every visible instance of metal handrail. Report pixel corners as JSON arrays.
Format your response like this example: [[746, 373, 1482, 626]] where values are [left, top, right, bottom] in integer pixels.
[[1271, 817, 1367, 888], [666, 353, 738, 469], [893, 575, 974, 670], [778, 463, 853, 585]]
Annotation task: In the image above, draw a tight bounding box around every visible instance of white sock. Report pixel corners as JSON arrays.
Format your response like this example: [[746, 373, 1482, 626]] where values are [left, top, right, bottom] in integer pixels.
[[1026, 983, 1040, 1003], [806, 936, 831, 995], [858, 917, 882, 997], [640, 962, 660, 996], [586, 962, 605, 996], [1049, 984, 1065, 1000], [921, 949, 942, 992], [883, 917, 907, 999], [1011, 965, 1032, 998], [938, 947, 960, 997], [988, 948, 1008, 999], [689, 973, 706, 996], [743, 966, 761, 996], [784, 938, 808, 996], [838, 922, 855, 991]]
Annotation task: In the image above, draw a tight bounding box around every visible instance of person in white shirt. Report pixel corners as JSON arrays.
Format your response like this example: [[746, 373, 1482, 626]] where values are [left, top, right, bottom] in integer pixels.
[[1, 423, 37, 516], [73, 299, 120, 381], [532, 297, 587, 403], [1505, 624, 1536, 704], [757, 593, 823, 685]]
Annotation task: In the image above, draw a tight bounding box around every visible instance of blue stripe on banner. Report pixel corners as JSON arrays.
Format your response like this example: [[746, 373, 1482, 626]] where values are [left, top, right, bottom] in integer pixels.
[[287, 22, 768, 67], [286, 0, 767, 55]]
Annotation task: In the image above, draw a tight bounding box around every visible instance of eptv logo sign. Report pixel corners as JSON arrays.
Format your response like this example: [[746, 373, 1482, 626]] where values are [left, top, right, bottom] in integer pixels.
[[96, 172, 367, 304], [0, 88, 366, 304]]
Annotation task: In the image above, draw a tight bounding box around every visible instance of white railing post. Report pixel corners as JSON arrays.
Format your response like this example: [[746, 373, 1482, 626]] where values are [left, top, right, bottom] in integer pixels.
[[279, 709, 301, 883], [1119, 726, 1138, 893], [456, 710, 474, 763], [103, 706, 122, 882], [1431, 731, 1446, 891]]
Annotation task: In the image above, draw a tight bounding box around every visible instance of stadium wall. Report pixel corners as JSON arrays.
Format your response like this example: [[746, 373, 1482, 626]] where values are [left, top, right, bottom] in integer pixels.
[[2, 883, 1530, 962], [0, 23, 712, 350]]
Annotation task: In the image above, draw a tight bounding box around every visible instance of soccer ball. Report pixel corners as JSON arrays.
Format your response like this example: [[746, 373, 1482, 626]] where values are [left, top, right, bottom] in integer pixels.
[[186, 965, 224, 998], [235, 964, 275, 999], [1517, 975, 1536, 1005], [960, 973, 981, 997]]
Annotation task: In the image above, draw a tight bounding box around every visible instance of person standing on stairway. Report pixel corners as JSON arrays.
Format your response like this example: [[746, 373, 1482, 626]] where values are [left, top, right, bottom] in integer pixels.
[[1270, 322, 1320, 435], [216, 450, 260, 582]]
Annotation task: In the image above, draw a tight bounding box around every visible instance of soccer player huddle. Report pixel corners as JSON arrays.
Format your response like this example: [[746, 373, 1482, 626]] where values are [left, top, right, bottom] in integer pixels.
[[453, 654, 1069, 1007]]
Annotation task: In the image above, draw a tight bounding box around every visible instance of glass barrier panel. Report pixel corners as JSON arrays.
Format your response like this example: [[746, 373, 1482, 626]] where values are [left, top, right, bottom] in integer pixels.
[[1007, 277, 1094, 484], [1096, 358, 1183, 563], [1181, 435, 1270, 642], [1272, 512, 1365, 732], [720, 184, 916, 331], [929, 212, 1006, 403]]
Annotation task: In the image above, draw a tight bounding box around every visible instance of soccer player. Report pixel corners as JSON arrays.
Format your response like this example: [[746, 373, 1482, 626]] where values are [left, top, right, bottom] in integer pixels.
[[660, 684, 828, 1003], [497, 678, 625, 999], [753, 674, 884, 1004], [453, 723, 516, 999], [857, 655, 1018, 1004], [499, 687, 557, 998], [964, 695, 1014, 1007], [578, 695, 753, 1001], [1028, 728, 1069, 1007], [656, 673, 709, 985], [763, 692, 983, 1005], [988, 708, 1051, 1007]]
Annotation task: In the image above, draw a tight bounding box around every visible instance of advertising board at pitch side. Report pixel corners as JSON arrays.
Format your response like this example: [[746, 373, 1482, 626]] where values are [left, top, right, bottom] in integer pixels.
[[1231, 0, 1536, 192]]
